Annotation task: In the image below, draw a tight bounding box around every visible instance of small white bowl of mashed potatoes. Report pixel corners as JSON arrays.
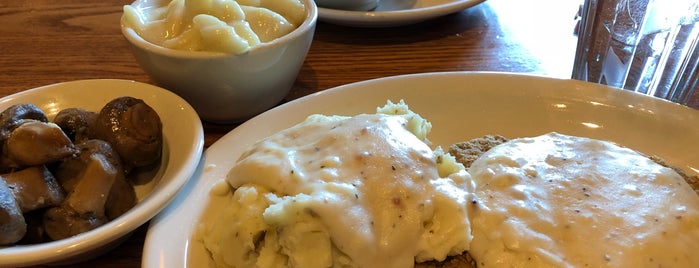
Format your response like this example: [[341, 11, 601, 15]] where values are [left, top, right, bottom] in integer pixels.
[[121, 0, 318, 123]]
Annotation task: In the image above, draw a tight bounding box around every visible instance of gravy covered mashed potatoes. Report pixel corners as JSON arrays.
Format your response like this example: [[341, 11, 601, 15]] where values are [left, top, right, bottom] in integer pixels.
[[199, 100, 474, 267], [198, 101, 699, 267], [122, 0, 306, 54]]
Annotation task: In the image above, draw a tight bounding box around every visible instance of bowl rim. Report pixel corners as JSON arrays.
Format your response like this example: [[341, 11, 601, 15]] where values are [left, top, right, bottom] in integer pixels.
[[120, 0, 319, 59]]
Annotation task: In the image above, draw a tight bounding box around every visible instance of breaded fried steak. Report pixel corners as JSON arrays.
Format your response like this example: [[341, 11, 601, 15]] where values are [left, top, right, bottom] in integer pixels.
[[447, 133, 699, 267]]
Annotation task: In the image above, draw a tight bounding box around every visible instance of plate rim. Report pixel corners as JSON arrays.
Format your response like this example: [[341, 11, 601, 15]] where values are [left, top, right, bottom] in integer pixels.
[[318, 0, 486, 27], [142, 71, 699, 268]]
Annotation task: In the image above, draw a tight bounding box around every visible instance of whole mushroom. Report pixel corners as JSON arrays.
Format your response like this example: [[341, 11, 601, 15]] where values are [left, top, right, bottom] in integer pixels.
[[53, 107, 97, 143], [2, 165, 65, 213], [0, 103, 48, 140], [0, 104, 76, 172], [88, 96, 162, 172], [3, 121, 77, 169]]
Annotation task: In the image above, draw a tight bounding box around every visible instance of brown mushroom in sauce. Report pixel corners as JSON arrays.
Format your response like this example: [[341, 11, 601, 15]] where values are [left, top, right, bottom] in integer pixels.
[[1, 120, 77, 170], [54, 139, 136, 220], [0, 96, 162, 244], [0, 178, 26, 245], [43, 154, 118, 240], [54, 139, 124, 191], [88, 96, 162, 172], [0, 104, 76, 172], [19, 209, 48, 244], [0, 103, 48, 139], [54, 107, 97, 143], [2, 165, 65, 212]]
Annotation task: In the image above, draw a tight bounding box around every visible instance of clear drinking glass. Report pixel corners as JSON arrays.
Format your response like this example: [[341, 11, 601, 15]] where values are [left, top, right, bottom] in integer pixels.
[[572, 0, 699, 104]]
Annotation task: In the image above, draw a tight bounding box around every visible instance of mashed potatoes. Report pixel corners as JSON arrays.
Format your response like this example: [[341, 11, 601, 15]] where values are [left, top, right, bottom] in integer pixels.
[[122, 0, 306, 54], [467, 132, 699, 267], [199, 100, 474, 267]]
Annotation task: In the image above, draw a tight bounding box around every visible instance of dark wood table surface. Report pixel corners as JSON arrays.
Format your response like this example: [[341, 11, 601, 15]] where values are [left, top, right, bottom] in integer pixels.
[[1, 0, 697, 267]]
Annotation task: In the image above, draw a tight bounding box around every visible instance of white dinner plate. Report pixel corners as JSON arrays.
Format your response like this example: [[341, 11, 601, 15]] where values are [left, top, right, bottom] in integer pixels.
[[143, 72, 699, 268], [318, 0, 486, 27], [0, 79, 204, 266]]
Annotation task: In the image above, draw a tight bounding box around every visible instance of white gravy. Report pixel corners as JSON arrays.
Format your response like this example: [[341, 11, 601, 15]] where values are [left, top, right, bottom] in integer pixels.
[[467, 132, 699, 267]]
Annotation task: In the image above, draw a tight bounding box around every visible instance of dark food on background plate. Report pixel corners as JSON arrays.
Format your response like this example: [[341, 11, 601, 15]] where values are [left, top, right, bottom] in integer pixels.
[[0, 96, 162, 245]]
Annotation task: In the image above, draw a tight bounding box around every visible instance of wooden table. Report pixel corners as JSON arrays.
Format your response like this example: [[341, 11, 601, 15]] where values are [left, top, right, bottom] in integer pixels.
[[1, 0, 697, 267]]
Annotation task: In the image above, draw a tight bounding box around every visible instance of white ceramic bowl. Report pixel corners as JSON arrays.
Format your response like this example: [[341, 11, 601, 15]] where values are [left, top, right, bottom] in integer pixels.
[[121, 0, 318, 124], [0, 79, 204, 267]]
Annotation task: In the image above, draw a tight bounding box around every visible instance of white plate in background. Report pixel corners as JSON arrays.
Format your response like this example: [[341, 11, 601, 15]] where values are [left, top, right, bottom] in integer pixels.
[[318, 0, 486, 27], [143, 72, 699, 267]]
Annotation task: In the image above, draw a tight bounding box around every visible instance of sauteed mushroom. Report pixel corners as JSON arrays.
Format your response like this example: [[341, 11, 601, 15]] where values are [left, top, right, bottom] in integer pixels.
[[2, 120, 77, 170], [3, 120, 76, 169], [43, 154, 117, 240], [105, 172, 136, 220], [0, 178, 26, 245], [89, 96, 162, 171], [0, 96, 162, 244], [0, 103, 48, 139], [54, 139, 123, 191], [54, 139, 135, 220], [2, 165, 64, 212], [0, 104, 72, 172], [19, 209, 47, 244], [43, 206, 105, 241], [54, 107, 97, 143]]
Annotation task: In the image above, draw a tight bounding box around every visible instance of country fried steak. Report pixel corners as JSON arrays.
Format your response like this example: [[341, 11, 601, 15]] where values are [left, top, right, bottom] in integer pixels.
[[416, 135, 699, 268]]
